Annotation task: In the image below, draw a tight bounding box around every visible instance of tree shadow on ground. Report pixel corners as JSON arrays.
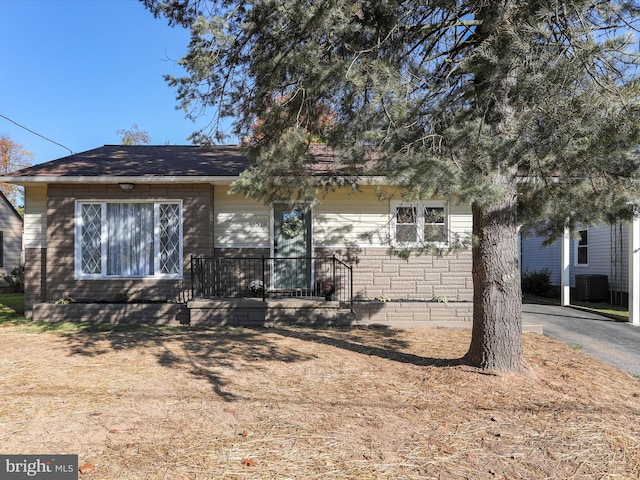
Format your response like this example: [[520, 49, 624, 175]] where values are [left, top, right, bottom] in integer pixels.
[[266, 326, 463, 368], [52, 323, 462, 401], [58, 324, 317, 401]]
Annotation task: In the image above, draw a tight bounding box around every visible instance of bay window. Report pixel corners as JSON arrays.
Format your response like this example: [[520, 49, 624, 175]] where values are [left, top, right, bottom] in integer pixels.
[[75, 201, 182, 279]]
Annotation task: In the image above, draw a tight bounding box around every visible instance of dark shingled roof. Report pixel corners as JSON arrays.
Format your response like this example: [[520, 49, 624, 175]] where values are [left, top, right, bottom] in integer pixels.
[[2, 144, 379, 188], [5, 145, 249, 178]]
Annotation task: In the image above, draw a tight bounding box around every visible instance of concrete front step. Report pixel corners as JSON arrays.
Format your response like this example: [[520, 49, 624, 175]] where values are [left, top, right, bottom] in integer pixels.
[[187, 298, 355, 327]]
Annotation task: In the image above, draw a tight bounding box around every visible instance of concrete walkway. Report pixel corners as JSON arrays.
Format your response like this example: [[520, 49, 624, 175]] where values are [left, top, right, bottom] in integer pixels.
[[522, 303, 640, 376]]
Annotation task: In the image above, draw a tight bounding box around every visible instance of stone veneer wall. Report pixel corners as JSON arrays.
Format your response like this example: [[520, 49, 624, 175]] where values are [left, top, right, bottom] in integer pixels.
[[211, 246, 473, 303], [187, 298, 473, 327], [353, 300, 473, 324], [315, 247, 473, 302]]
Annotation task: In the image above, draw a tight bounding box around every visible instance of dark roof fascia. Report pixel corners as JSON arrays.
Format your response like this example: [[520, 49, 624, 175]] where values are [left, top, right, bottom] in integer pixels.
[[1, 175, 240, 187], [3, 174, 391, 188]]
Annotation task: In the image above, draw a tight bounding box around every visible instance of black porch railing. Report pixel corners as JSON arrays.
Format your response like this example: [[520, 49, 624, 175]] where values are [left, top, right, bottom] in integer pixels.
[[191, 255, 353, 310]]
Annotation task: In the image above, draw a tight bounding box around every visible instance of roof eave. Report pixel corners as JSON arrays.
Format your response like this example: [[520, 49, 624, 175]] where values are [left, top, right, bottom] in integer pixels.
[[3, 175, 391, 187], [1, 176, 241, 186]]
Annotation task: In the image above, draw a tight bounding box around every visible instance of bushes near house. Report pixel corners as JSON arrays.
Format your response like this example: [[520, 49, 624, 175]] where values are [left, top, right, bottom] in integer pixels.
[[2, 266, 24, 293], [521, 268, 552, 297]]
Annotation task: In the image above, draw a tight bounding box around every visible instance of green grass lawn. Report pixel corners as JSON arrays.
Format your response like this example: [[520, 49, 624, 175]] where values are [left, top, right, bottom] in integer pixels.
[[0, 292, 25, 316], [0, 293, 78, 332], [0, 293, 181, 334], [523, 293, 629, 321], [571, 300, 629, 320]]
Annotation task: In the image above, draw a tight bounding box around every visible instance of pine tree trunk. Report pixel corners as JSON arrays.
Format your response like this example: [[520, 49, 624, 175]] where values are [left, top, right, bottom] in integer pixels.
[[464, 172, 527, 373], [461, 0, 528, 374]]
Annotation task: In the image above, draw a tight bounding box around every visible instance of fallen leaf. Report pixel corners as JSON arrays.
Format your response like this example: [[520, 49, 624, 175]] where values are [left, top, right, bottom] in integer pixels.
[[241, 458, 255, 467], [79, 463, 94, 474], [108, 429, 118, 434]]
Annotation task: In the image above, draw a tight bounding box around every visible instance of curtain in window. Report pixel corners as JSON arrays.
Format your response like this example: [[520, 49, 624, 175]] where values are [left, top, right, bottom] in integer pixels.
[[106, 204, 154, 276]]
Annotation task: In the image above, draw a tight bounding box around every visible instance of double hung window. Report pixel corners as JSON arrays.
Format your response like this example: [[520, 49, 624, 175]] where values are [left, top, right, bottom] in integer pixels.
[[576, 229, 588, 266], [391, 201, 448, 246], [75, 201, 182, 279]]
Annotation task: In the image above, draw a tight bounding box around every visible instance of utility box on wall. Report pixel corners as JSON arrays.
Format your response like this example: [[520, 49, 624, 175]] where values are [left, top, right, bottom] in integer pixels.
[[574, 274, 608, 302]]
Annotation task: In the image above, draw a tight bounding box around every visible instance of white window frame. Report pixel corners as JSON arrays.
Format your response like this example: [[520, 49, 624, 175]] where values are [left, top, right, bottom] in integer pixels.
[[74, 200, 183, 280], [575, 228, 589, 267], [390, 201, 449, 247]]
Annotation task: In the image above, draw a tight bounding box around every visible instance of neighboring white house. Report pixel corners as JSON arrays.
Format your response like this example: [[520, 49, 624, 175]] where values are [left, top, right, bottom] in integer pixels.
[[520, 220, 640, 326], [0, 191, 23, 275], [521, 223, 628, 299]]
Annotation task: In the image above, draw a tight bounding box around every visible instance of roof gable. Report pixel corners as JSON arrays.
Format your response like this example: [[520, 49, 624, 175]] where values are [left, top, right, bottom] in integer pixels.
[[0, 191, 23, 223]]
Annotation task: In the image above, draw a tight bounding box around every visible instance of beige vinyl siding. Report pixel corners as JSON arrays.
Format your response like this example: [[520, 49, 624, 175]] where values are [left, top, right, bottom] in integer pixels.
[[448, 201, 473, 240], [214, 188, 270, 247], [214, 186, 473, 249], [315, 187, 390, 247], [316, 188, 473, 248], [24, 186, 47, 249]]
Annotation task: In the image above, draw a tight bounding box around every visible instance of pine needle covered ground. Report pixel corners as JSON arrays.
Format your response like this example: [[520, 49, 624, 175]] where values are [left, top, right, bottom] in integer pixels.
[[1, 317, 639, 479]]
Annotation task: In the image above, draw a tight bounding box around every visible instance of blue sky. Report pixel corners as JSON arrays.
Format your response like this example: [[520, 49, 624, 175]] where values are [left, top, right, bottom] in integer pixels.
[[1, 0, 224, 166]]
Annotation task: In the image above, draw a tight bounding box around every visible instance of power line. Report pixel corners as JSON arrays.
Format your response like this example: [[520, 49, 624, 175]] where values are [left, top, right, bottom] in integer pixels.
[[0, 113, 74, 155]]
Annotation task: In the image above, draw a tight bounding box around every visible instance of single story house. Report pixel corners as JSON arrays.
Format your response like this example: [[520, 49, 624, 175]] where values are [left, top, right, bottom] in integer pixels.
[[0, 190, 24, 277], [2, 145, 474, 325]]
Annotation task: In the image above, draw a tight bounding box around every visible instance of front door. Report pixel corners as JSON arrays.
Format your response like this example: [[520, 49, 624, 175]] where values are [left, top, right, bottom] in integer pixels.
[[273, 203, 312, 291]]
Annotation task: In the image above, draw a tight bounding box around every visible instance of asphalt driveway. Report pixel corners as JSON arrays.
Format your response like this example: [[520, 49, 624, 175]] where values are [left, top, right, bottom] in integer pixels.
[[522, 303, 640, 376]]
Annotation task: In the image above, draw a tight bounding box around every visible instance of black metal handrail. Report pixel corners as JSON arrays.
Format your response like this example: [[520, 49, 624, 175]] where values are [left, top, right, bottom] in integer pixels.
[[191, 255, 353, 310]]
